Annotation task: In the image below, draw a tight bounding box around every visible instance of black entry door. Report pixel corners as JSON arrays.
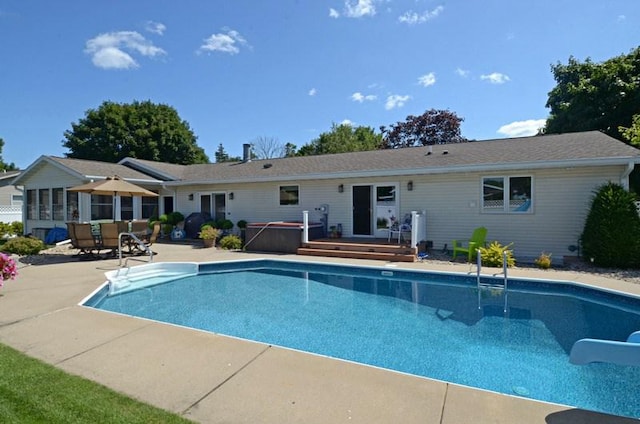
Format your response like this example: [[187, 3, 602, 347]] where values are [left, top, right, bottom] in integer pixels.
[[352, 185, 372, 235]]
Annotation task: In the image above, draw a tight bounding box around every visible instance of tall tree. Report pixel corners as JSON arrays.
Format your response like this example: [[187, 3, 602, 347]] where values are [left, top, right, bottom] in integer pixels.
[[0, 138, 17, 171], [380, 109, 467, 149], [63, 100, 210, 164], [545, 47, 640, 141], [214, 143, 241, 163], [620, 114, 640, 146], [296, 123, 383, 156], [252, 136, 285, 159]]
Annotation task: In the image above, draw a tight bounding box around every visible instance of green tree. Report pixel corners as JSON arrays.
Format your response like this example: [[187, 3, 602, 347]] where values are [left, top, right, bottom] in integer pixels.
[[380, 109, 467, 148], [620, 114, 640, 146], [296, 123, 383, 156], [214, 143, 241, 162], [0, 138, 17, 171], [63, 100, 209, 164], [545, 47, 640, 141]]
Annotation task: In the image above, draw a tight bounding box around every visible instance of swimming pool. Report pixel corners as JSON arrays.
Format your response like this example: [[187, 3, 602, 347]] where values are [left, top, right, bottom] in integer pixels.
[[84, 259, 640, 419]]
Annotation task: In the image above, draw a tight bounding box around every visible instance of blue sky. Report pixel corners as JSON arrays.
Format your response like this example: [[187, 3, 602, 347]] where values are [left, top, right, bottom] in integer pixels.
[[1, 1, 639, 169]]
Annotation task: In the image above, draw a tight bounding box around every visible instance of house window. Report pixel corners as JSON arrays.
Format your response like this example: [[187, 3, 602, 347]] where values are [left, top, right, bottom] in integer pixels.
[[91, 195, 113, 220], [142, 196, 158, 219], [11, 194, 23, 206], [482, 176, 532, 213], [66, 191, 79, 221], [279, 185, 299, 206], [26, 190, 36, 219], [121, 196, 133, 221], [38, 188, 50, 220], [52, 188, 64, 220]]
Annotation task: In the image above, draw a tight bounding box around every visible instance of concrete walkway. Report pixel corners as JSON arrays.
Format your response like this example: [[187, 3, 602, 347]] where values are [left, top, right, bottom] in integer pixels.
[[0, 242, 638, 424]]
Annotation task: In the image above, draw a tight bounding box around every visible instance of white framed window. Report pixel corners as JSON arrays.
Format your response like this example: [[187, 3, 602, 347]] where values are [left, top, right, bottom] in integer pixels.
[[279, 185, 299, 206], [482, 176, 532, 213]]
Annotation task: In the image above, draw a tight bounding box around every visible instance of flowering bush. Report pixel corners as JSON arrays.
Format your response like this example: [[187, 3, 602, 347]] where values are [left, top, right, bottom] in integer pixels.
[[0, 252, 17, 287]]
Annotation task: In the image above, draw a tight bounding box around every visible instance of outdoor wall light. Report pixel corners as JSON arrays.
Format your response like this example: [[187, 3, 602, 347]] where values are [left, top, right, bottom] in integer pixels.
[[407, 181, 413, 191], [188, 193, 194, 201], [229, 192, 234, 200], [338, 184, 344, 193]]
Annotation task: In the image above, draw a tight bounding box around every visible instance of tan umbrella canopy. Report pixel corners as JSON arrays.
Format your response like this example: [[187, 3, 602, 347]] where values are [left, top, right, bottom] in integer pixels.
[[68, 175, 158, 197]]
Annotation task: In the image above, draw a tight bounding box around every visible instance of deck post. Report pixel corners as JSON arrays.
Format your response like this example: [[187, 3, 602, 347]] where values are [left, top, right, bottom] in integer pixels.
[[411, 211, 418, 248], [302, 210, 309, 243]]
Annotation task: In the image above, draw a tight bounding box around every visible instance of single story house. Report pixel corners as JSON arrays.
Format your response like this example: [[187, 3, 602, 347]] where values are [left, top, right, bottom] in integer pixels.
[[0, 170, 23, 224], [13, 131, 640, 261]]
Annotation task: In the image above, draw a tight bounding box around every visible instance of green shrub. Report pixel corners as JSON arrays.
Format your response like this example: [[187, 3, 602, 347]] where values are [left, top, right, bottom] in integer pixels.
[[479, 241, 515, 268], [534, 252, 552, 269], [220, 219, 234, 230], [0, 222, 12, 237], [2, 236, 45, 255], [10, 221, 23, 236], [166, 211, 185, 226], [219, 234, 242, 250], [581, 182, 640, 268], [236, 219, 248, 229]]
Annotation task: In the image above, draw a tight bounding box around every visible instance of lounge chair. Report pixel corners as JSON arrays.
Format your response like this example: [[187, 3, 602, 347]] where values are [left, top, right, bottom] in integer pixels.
[[452, 227, 487, 262], [100, 223, 121, 255], [69, 222, 101, 257]]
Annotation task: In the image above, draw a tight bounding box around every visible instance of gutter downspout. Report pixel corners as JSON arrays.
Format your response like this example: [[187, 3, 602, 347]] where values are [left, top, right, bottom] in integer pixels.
[[621, 161, 634, 190]]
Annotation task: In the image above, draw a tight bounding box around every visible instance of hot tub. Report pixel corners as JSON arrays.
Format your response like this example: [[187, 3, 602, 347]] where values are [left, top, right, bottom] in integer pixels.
[[245, 222, 324, 253]]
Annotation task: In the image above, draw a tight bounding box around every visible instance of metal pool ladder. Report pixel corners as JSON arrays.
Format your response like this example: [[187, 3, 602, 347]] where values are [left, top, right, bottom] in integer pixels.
[[476, 249, 509, 313]]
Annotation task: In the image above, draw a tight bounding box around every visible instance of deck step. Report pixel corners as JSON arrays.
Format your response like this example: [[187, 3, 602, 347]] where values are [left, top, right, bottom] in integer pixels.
[[297, 247, 416, 262], [302, 241, 415, 255]]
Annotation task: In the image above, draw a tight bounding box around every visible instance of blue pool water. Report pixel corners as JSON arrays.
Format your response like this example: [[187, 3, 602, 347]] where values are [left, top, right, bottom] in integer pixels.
[[85, 260, 640, 418]]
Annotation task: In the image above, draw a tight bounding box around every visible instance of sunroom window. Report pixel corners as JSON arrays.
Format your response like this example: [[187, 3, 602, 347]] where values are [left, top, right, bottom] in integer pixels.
[[482, 176, 532, 213]]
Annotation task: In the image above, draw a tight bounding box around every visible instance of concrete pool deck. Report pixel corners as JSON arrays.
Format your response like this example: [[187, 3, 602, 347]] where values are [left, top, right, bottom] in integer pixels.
[[1, 242, 638, 424]]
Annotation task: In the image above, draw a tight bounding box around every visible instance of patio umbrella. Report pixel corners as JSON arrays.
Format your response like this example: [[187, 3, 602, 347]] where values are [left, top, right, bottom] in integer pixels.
[[68, 175, 158, 197]]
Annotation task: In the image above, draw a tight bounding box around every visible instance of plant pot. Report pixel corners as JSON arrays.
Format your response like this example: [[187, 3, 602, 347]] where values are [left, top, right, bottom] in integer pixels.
[[202, 238, 215, 248]]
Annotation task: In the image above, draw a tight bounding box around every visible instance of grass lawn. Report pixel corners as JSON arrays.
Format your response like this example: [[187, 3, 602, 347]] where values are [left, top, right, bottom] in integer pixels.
[[0, 343, 194, 423]]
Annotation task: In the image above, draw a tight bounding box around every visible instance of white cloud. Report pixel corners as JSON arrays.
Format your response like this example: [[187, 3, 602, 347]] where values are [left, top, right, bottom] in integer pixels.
[[497, 119, 546, 137], [331, 0, 376, 18], [455, 67, 470, 78], [199, 29, 248, 55], [351, 92, 377, 102], [385, 94, 410, 110], [398, 5, 444, 25], [145, 21, 166, 35], [618, 14, 626, 22], [308, 88, 317, 96], [418, 72, 436, 87], [85, 31, 166, 69], [481, 72, 510, 84], [340, 119, 354, 126]]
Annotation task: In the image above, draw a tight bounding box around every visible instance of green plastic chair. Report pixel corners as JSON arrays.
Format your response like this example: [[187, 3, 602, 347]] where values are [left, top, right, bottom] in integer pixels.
[[452, 227, 488, 262]]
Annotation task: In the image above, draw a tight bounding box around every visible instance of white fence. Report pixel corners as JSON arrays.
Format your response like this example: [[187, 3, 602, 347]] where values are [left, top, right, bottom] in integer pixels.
[[0, 206, 22, 223]]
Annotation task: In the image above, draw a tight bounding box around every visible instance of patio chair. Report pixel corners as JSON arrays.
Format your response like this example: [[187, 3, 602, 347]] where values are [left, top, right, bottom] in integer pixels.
[[99, 223, 121, 255], [452, 227, 487, 262], [388, 213, 412, 244], [128, 222, 160, 255], [70, 222, 101, 257]]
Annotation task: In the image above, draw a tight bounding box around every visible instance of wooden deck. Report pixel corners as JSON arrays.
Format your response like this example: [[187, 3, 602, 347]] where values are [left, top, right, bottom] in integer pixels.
[[297, 238, 417, 262]]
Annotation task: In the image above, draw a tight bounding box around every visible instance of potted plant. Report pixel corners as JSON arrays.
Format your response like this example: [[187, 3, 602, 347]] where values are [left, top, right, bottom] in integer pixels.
[[198, 224, 219, 248], [237, 219, 248, 244]]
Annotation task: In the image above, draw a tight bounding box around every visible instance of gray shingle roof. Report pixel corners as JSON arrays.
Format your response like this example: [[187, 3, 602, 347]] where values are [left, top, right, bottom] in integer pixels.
[[22, 131, 640, 186], [47, 157, 161, 182], [168, 131, 640, 184]]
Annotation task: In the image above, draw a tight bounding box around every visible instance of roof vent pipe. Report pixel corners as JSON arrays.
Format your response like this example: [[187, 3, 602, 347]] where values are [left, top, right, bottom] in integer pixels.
[[243, 143, 252, 163]]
